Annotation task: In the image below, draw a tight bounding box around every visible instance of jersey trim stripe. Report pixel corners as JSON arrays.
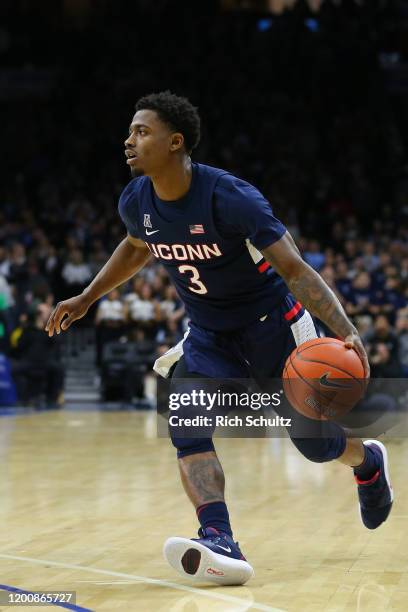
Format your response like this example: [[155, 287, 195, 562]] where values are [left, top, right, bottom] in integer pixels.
[[258, 261, 270, 273], [284, 301, 302, 321]]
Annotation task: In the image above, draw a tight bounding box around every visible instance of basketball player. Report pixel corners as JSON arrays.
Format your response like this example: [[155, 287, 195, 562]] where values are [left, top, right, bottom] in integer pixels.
[[46, 92, 393, 585]]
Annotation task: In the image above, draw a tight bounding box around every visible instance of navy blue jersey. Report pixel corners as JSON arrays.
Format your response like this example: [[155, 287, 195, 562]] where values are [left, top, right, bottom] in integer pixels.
[[118, 162, 289, 331]]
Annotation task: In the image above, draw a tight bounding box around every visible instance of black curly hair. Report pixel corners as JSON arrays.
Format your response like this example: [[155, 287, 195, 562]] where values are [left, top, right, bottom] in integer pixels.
[[134, 91, 201, 154]]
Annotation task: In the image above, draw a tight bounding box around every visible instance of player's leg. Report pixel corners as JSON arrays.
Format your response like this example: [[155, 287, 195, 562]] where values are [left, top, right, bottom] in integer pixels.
[[164, 354, 254, 585], [168, 356, 229, 525], [247, 295, 393, 529], [277, 408, 393, 528], [337, 438, 364, 465], [178, 452, 228, 523]]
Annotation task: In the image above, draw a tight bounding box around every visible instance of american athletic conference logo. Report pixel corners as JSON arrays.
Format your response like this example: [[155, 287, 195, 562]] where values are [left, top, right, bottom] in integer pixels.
[[144, 214, 152, 229]]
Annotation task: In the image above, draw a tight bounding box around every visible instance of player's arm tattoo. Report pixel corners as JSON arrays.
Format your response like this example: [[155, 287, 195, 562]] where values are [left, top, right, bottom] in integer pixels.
[[178, 453, 225, 506], [286, 272, 356, 338], [262, 232, 356, 339]]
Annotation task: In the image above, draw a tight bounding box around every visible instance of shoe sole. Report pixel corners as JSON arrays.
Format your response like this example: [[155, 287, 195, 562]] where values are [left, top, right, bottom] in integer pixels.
[[358, 439, 394, 528], [163, 537, 254, 585]]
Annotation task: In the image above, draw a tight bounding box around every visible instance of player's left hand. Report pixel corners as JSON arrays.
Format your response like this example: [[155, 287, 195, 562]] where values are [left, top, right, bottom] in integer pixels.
[[344, 332, 370, 379]]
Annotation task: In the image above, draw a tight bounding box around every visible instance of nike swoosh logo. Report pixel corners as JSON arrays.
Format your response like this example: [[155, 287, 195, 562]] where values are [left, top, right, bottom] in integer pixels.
[[215, 545, 231, 553], [145, 229, 160, 236], [319, 373, 353, 389]]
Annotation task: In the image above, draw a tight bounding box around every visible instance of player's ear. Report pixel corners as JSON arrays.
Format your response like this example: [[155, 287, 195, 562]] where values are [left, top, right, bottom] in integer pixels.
[[170, 132, 184, 152]]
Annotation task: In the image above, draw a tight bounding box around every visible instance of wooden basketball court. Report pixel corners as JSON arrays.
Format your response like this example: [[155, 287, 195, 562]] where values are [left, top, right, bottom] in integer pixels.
[[0, 408, 407, 611]]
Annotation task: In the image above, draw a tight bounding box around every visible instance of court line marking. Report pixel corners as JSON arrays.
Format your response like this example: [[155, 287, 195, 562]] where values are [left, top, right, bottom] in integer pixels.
[[78, 581, 136, 585], [0, 553, 285, 612]]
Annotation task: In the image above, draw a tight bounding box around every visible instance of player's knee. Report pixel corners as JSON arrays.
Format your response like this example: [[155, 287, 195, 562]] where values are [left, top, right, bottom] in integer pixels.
[[291, 435, 346, 463], [171, 436, 215, 458]]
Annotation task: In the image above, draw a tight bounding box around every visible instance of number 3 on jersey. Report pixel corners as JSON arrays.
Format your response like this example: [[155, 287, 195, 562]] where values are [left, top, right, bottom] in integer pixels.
[[178, 265, 208, 295]]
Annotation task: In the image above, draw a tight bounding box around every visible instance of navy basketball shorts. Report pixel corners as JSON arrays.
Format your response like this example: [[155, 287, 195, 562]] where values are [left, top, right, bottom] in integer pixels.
[[155, 293, 347, 462]]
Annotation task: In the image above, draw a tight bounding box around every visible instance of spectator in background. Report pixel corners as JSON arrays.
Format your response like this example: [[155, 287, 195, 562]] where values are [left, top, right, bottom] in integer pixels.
[[164, 318, 184, 345], [365, 315, 403, 377], [124, 277, 145, 304], [43, 244, 59, 276], [354, 315, 374, 339], [37, 292, 54, 327], [8, 243, 27, 301], [0, 279, 11, 353], [371, 252, 393, 291], [343, 239, 359, 264], [89, 240, 109, 276], [95, 289, 127, 366], [157, 285, 185, 344], [362, 241, 380, 273], [159, 285, 184, 323], [335, 261, 353, 302], [125, 281, 161, 340], [320, 265, 338, 294], [0, 246, 10, 279], [10, 306, 64, 407], [345, 271, 375, 317], [400, 257, 408, 282], [369, 343, 403, 378], [323, 248, 335, 267], [0, 273, 13, 311], [24, 259, 50, 306], [150, 275, 166, 298], [41, 244, 61, 297], [61, 248, 92, 296], [303, 240, 325, 271], [396, 308, 408, 376], [377, 276, 406, 321]]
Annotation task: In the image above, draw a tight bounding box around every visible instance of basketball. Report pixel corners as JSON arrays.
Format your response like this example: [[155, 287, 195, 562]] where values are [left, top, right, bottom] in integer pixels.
[[282, 338, 366, 421]]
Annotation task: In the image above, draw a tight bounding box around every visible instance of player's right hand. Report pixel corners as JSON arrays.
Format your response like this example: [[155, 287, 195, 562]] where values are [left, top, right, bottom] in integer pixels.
[[344, 331, 370, 379], [45, 294, 91, 336]]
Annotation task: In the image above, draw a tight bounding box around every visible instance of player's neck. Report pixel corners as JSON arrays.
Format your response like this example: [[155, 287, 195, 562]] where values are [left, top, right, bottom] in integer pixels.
[[150, 157, 192, 202]]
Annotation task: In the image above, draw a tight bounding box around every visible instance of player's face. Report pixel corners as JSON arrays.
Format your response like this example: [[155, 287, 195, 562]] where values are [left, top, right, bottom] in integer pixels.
[[124, 110, 176, 178]]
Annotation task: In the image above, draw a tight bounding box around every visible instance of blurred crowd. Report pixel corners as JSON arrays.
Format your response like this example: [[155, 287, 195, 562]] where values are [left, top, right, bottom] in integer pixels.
[[0, 0, 407, 405], [301, 236, 408, 377]]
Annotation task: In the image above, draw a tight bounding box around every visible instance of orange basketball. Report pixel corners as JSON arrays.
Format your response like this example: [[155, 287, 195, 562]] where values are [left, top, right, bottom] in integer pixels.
[[282, 338, 366, 421]]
